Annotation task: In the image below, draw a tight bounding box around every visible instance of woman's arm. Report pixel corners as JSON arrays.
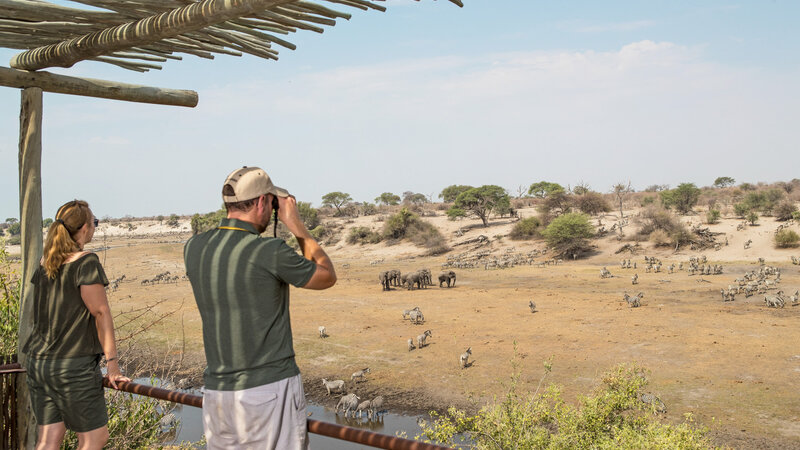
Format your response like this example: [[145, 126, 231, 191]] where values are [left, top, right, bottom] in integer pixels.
[[80, 284, 130, 388]]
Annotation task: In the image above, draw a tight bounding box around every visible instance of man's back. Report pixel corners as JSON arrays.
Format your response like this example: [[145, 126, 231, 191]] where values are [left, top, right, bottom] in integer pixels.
[[184, 217, 316, 391]]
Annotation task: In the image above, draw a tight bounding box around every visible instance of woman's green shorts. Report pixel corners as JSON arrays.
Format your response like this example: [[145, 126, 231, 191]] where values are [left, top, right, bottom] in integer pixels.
[[26, 354, 108, 432]]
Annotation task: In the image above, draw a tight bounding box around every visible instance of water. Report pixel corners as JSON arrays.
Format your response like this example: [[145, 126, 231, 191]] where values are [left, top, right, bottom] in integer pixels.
[[132, 378, 428, 449]]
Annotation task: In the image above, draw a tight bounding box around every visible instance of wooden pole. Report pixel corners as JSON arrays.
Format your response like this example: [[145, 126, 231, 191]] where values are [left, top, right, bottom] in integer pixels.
[[17, 87, 42, 450], [0, 66, 198, 107], [9, 0, 292, 71]]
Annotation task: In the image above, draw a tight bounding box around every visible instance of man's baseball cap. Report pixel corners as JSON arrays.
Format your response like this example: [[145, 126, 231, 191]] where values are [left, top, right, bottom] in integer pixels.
[[222, 166, 289, 202]]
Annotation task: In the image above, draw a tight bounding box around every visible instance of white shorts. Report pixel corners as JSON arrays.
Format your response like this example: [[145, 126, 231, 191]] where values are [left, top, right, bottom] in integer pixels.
[[202, 374, 309, 450]]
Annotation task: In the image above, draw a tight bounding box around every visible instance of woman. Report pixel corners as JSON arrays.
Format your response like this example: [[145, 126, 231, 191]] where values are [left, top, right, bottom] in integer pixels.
[[22, 200, 129, 450]]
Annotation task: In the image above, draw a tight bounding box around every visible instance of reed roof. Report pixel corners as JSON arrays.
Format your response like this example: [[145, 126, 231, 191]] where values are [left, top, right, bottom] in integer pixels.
[[1, 0, 463, 72]]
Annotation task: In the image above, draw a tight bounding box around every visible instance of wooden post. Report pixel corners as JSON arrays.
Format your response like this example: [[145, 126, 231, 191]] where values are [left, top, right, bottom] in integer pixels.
[[17, 87, 43, 450]]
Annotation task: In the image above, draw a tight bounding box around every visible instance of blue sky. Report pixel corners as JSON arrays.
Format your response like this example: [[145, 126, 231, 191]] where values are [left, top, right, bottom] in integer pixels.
[[1, 0, 799, 219]]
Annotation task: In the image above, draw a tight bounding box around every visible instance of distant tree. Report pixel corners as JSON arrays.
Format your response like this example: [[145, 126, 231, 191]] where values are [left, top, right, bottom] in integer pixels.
[[660, 183, 701, 214], [514, 185, 528, 198], [644, 184, 669, 192], [7, 222, 21, 236], [733, 202, 749, 218], [774, 201, 798, 221], [571, 182, 591, 196], [322, 192, 353, 215], [713, 177, 735, 188], [741, 189, 784, 215], [452, 185, 510, 227], [528, 181, 564, 199], [446, 207, 466, 221], [739, 182, 755, 191], [574, 192, 611, 215], [297, 201, 320, 229], [747, 211, 759, 226], [191, 208, 226, 234], [361, 202, 378, 216], [542, 212, 595, 257], [439, 185, 474, 203], [157, 215, 164, 225], [166, 214, 180, 228], [538, 190, 572, 217], [42, 218, 53, 228], [493, 195, 512, 217], [5, 218, 18, 225], [403, 192, 428, 206], [374, 192, 401, 206], [611, 182, 633, 218], [706, 209, 721, 224]]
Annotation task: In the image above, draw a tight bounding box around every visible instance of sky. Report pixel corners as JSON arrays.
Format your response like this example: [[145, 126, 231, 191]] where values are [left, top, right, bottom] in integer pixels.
[[1, 0, 799, 220]]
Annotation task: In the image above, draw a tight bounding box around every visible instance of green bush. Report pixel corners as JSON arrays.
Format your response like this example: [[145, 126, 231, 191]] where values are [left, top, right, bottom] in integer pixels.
[[7, 235, 20, 245], [361, 202, 378, 216], [297, 201, 320, 229], [6, 221, 20, 236], [640, 196, 656, 206], [166, 214, 180, 228], [774, 201, 798, 221], [659, 183, 701, 214], [418, 359, 713, 449], [793, 211, 800, 222], [733, 202, 749, 218], [382, 208, 447, 253], [637, 206, 693, 247], [0, 243, 20, 357], [747, 212, 759, 225], [346, 226, 382, 245], [574, 192, 611, 215], [190, 208, 226, 234], [509, 217, 542, 240], [741, 189, 784, 215], [446, 207, 466, 221], [706, 209, 721, 224], [541, 212, 594, 257], [775, 229, 800, 248]]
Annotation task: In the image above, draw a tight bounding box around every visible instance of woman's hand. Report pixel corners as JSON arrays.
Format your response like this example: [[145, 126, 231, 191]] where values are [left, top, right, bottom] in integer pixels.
[[106, 360, 130, 389]]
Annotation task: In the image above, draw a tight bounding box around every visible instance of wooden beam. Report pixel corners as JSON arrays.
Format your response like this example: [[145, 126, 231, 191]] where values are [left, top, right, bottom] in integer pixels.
[[17, 87, 42, 449], [9, 0, 293, 71], [0, 66, 198, 107]]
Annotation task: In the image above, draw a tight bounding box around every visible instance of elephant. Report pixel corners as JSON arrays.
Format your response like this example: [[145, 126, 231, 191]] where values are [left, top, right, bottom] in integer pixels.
[[418, 269, 433, 286], [379, 271, 391, 291], [405, 272, 423, 290], [389, 269, 402, 286], [438, 270, 456, 288]]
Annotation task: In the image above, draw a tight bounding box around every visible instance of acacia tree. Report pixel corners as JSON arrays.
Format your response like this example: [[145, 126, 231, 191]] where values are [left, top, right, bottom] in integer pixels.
[[611, 182, 633, 218], [528, 181, 564, 199], [452, 185, 510, 227], [403, 192, 428, 206], [374, 192, 401, 206], [713, 176, 735, 188], [660, 183, 701, 214], [321, 191, 352, 215], [439, 185, 474, 203]]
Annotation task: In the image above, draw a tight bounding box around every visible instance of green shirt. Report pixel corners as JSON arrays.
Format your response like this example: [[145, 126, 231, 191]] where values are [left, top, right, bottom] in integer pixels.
[[23, 253, 108, 359], [184, 218, 316, 391]]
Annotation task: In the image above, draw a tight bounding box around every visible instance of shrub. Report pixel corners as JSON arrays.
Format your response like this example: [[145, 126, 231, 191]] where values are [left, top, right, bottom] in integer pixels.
[[0, 243, 20, 357], [382, 208, 448, 252], [637, 206, 692, 247], [574, 192, 611, 215], [794, 211, 800, 222], [166, 214, 180, 228], [706, 209, 721, 224], [418, 359, 713, 449], [190, 208, 226, 234], [659, 183, 701, 214], [774, 201, 798, 221], [297, 201, 320, 229], [649, 230, 672, 247], [346, 226, 382, 245], [775, 229, 800, 248], [640, 196, 656, 206], [733, 202, 749, 218], [747, 212, 759, 225], [6, 221, 20, 236], [509, 217, 542, 240], [541, 212, 594, 257], [7, 235, 20, 245]]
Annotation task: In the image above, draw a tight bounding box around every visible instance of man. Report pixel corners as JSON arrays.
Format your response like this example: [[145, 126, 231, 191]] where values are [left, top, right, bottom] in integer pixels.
[[184, 166, 336, 449]]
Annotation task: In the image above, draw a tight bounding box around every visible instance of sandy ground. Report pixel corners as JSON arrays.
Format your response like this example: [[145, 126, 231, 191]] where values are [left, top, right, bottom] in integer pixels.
[[7, 208, 800, 448]]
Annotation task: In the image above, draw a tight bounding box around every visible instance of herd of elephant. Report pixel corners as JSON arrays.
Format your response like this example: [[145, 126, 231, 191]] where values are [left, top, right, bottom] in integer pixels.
[[379, 269, 457, 291]]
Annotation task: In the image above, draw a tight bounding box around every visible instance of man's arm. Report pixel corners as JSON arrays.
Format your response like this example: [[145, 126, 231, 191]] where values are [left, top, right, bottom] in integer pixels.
[[277, 195, 336, 290]]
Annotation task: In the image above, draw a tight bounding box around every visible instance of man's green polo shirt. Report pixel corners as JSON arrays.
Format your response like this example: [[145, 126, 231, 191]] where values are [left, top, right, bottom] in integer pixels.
[[184, 218, 316, 391]]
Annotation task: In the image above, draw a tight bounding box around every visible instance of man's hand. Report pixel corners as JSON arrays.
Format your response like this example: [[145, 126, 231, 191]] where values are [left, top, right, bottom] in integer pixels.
[[276, 195, 310, 238]]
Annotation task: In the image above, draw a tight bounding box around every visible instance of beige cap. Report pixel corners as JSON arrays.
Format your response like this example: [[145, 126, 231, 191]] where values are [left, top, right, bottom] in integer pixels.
[[222, 166, 289, 202]]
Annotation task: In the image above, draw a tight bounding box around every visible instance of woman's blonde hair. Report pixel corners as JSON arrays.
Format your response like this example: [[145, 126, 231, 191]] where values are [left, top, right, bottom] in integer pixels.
[[42, 200, 92, 278]]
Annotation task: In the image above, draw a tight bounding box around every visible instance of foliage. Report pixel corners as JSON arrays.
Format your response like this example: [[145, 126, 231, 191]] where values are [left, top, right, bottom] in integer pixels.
[[640, 196, 656, 206], [733, 202, 749, 218], [374, 192, 401, 206], [571, 183, 590, 195], [190, 208, 226, 235], [321, 191, 353, 215], [403, 192, 428, 206], [660, 183, 701, 214], [157, 215, 164, 224], [7, 235, 20, 245], [418, 361, 714, 450], [453, 185, 511, 227], [440, 185, 474, 203], [537, 190, 572, 217], [7, 221, 21, 236], [42, 218, 53, 228], [0, 242, 20, 357], [611, 182, 633, 217], [528, 181, 564, 199], [774, 201, 798, 221], [346, 226, 382, 245], [706, 209, 721, 224], [649, 230, 672, 247], [361, 202, 378, 216], [166, 214, 180, 228], [382, 208, 447, 253], [713, 176, 735, 188], [774, 229, 800, 248], [493, 195, 513, 217], [297, 201, 320, 229], [446, 207, 467, 221], [541, 213, 594, 257], [747, 212, 759, 225], [794, 211, 800, 222], [740, 189, 784, 215], [637, 206, 692, 247], [739, 182, 755, 191], [574, 192, 611, 215], [644, 184, 669, 192], [509, 217, 542, 240]]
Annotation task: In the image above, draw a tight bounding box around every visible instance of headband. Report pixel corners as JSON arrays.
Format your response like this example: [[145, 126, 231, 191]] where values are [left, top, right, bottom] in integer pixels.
[[55, 218, 72, 234]]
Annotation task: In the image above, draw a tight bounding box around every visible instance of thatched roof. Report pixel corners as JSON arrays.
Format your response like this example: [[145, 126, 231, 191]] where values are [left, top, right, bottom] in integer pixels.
[[0, 0, 463, 72]]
